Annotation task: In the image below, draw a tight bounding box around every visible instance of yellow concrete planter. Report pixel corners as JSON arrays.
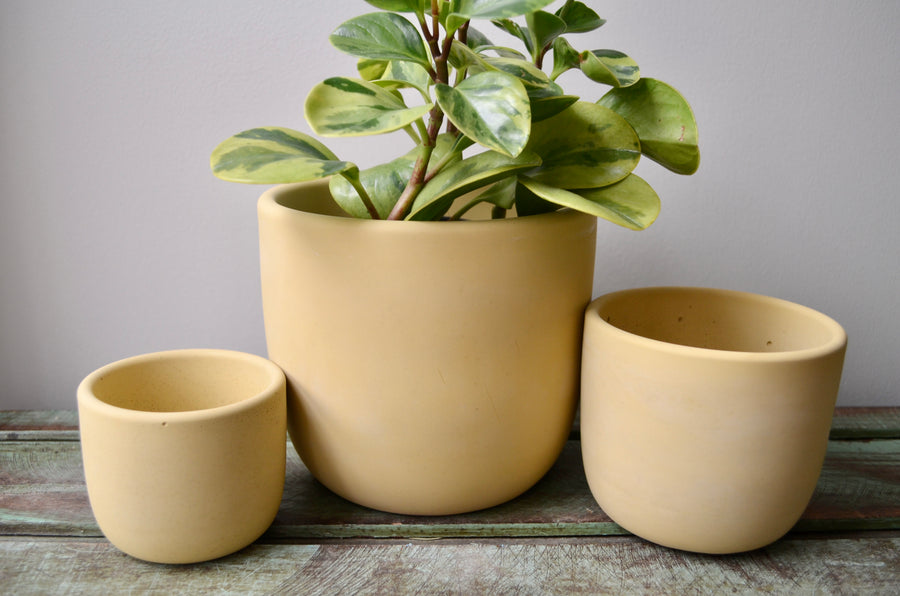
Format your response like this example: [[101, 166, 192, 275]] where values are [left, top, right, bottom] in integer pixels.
[[581, 287, 847, 553], [258, 180, 596, 515], [77, 349, 286, 564]]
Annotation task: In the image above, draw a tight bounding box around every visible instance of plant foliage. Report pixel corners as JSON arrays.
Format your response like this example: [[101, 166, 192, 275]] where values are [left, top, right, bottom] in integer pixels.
[[211, 0, 700, 228]]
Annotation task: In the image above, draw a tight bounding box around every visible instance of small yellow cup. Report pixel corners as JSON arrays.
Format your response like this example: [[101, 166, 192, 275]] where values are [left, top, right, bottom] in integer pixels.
[[581, 287, 847, 554], [77, 349, 286, 564]]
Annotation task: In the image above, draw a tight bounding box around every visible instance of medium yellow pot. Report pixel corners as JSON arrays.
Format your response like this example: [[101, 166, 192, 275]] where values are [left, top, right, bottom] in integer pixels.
[[77, 349, 286, 564], [258, 180, 596, 515], [581, 287, 847, 553]]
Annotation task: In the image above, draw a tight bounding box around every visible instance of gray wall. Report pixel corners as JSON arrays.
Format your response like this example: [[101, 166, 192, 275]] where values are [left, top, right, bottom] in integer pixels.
[[2, 1, 898, 409]]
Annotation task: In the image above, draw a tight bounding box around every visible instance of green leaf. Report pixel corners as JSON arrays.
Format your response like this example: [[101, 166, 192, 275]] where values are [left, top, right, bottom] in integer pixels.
[[483, 56, 551, 88], [407, 149, 542, 220], [491, 19, 533, 55], [599, 78, 700, 175], [330, 13, 430, 68], [527, 83, 578, 122], [329, 152, 416, 219], [579, 49, 640, 88], [465, 26, 495, 50], [519, 174, 660, 230], [435, 71, 531, 157], [524, 101, 641, 189], [210, 127, 355, 184], [526, 10, 566, 58], [358, 58, 389, 81], [305, 77, 432, 137], [453, 0, 557, 19], [513, 179, 558, 216], [550, 37, 580, 80], [556, 1, 605, 33], [473, 175, 518, 210], [448, 0, 557, 32], [364, 0, 426, 13], [327, 134, 460, 219], [376, 60, 433, 97]]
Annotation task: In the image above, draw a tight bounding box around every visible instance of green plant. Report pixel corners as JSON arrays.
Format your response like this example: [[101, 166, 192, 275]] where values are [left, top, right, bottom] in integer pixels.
[[210, 0, 699, 228]]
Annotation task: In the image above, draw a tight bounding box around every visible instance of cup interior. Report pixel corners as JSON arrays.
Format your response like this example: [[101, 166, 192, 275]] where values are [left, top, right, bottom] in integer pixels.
[[593, 287, 845, 354], [84, 350, 280, 413]]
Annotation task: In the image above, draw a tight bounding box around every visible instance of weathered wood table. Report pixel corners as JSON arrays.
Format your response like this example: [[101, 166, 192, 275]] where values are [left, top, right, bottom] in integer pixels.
[[2, 408, 898, 594]]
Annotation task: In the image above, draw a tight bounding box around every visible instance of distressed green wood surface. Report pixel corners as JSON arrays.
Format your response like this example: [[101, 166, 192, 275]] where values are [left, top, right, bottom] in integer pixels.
[[2, 534, 899, 595], [829, 406, 900, 438], [2, 409, 899, 540]]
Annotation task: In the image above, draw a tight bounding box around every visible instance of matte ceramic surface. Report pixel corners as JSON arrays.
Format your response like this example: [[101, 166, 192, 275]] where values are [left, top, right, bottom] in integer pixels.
[[581, 287, 847, 554], [77, 349, 286, 564], [258, 180, 596, 515]]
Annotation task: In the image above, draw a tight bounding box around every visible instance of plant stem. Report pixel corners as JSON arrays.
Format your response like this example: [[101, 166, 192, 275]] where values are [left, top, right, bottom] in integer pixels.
[[342, 172, 381, 220], [387, 6, 462, 220], [388, 108, 443, 220]]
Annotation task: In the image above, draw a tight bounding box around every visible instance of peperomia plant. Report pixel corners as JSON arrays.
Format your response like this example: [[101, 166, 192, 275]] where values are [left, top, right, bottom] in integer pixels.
[[210, 0, 699, 228]]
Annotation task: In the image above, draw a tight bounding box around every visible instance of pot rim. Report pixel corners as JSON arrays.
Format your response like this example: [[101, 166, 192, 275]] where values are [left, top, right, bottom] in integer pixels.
[[77, 348, 285, 423], [585, 286, 847, 362], [258, 179, 596, 230]]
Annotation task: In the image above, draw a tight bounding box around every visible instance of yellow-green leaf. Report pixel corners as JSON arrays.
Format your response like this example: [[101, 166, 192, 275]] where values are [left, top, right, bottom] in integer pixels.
[[210, 127, 354, 184], [519, 174, 660, 230], [305, 77, 432, 137], [524, 101, 640, 189], [435, 71, 531, 157], [599, 78, 700, 175]]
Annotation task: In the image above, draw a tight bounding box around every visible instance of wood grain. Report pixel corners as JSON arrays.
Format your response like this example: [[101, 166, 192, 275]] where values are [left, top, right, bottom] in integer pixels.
[[2, 409, 899, 593], [2, 411, 898, 540], [2, 535, 898, 595]]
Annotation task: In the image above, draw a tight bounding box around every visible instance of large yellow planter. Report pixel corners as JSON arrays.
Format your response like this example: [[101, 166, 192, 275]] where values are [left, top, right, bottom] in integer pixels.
[[258, 180, 596, 515], [581, 287, 847, 553]]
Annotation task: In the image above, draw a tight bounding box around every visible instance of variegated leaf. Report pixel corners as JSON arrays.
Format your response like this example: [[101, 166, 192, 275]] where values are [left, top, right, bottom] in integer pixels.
[[524, 101, 640, 189], [519, 174, 661, 230], [407, 149, 541, 220], [491, 18, 533, 55], [210, 127, 354, 184], [453, 0, 557, 20], [556, 1, 605, 33], [599, 78, 700, 175], [448, 0, 557, 32], [550, 37, 580, 80], [376, 60, 434, 97], [329, 154, 415, 219], [525, 10, 566, 59], [579, 49, 640, 88], [305, 77, 432, 137], [528, 83, 578, 122], [364, 0, 426, 13], [459, 175, 518, 214], [435, 71, 531, 157], [330, 13, 430, 68], [328, 134, 460, 219], [483, 56, 552, 88], [358, 58, 389, 81]]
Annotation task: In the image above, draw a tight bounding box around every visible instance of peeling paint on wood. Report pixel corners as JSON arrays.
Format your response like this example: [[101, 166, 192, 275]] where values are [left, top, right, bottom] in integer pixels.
[[2, 409, 899, 593]]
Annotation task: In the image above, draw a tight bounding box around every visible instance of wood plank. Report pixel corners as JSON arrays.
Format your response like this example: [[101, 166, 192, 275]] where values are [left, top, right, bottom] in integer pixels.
[[2, 534, 899, 594], [0, 410, 79, 441], [3, 437, 899, 540], [829, 407, 900, 439]]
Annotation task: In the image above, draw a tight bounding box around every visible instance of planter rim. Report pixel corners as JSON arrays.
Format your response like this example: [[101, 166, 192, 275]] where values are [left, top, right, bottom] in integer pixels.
[[77, 348, 285, 423], [258, 179, 596, 230], [585, 286, 847, 363]]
